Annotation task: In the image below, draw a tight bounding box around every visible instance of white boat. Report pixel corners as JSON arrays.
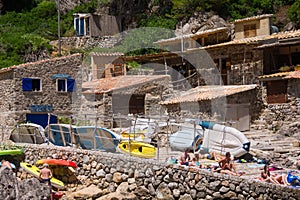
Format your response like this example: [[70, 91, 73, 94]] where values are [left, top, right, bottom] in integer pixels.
[[199, 121, 250, 157], [10, 123, 46, 144], [169, 124, 204, 151]]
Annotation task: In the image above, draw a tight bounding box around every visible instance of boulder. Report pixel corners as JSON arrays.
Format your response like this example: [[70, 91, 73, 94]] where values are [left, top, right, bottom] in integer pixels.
[[68, 184, 103, 200], [0, 167, 50, 200]]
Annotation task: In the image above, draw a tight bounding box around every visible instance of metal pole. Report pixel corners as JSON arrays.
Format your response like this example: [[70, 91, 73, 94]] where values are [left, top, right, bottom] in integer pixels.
[[57, 0, 61, 56], [193, 121, 196, 154], [47, 113, 51, 145]]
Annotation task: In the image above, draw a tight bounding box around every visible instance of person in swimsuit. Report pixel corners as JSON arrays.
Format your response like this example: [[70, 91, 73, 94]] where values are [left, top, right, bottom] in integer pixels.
[[180, 149, 191, 166], [39, 163, 53, 186], [219, 152, 245, 176], [1, 159, 13, 170]]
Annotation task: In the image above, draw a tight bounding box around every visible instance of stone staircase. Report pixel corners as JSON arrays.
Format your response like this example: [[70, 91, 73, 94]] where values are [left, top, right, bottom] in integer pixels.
[[243, 128, 300, 168]]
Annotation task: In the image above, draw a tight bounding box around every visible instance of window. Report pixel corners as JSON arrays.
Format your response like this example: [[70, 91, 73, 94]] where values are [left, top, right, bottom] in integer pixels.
[[22, 78, 41, 91], [57, 78, 75, 92], [244, 24, 256, 38]]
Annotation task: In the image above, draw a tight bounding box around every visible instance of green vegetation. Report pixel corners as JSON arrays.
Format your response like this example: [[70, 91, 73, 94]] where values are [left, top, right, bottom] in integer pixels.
[[0, 0, 299, 68]]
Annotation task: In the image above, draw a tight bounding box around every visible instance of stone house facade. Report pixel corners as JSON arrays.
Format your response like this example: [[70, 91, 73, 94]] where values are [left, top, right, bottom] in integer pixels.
[[0, 54, 82, 138], [153, 14, 300, 131], [81, 75, 172, 128]]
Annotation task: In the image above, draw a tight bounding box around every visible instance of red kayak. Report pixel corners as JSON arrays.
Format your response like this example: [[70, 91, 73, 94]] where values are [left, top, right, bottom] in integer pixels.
[[52, 191, 64, 200], [36, 159, 78, 168]]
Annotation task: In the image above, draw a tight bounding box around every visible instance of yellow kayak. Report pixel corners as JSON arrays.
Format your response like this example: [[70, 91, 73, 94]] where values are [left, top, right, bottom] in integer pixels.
[[118, 140, 156, 158], [20, 162, 64, 189], [121, 132, 145, 140]]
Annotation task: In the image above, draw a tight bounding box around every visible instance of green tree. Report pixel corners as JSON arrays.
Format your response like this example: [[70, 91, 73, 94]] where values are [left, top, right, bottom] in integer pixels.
[[288, 0, 300, 25]]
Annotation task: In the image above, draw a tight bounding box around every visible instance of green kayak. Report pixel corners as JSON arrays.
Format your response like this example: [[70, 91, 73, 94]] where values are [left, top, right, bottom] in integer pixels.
[[0, 149, 23, 156]]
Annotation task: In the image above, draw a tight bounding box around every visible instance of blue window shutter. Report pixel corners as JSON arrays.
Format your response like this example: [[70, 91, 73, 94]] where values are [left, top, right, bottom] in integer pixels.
[[22, 78, 32, 91], [67, 79, 75, 92]]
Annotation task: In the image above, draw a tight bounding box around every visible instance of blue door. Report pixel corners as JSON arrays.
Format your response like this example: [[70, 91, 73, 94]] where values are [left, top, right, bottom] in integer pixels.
[[26, 114, 57, 128]]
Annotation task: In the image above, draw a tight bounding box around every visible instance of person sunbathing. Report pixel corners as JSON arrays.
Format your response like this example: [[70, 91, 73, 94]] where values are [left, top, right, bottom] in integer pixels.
[[180, 148, 191, 166], [260, 164, 280, 184], [218, 152, 245, 176]]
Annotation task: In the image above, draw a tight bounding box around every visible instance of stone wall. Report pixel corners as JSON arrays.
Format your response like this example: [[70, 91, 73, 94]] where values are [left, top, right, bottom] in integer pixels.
[[164, 88, 263, 123], [51, 36, 121, 51], [252, 79, 300, 137], [16, 144, 300, 200], [206, 45, 263, 85]]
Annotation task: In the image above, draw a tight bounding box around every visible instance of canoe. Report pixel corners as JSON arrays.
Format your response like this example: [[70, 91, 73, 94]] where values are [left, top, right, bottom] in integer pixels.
[[118, 140, 156, 159], [20, 162, 64, 189], [121, 124, 147, 141], [121, 132, 145, 141], [76, 126, 120, 152], [199, 121, 250, 157], [169, 124, 204, 151], [36, 159, 78, 169], [10, 123, 46, 144], [0, 149, 23, 156], [44, 124, 78, 147]]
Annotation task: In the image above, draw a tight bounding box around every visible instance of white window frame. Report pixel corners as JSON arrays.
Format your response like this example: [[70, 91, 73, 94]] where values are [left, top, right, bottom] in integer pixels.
[[32, 78, 42, 92], [57, 79, 67, 92]]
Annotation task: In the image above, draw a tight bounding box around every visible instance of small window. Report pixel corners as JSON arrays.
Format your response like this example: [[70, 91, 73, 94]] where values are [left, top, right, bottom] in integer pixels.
[[244, 24, 256, 38], [22, 78, 41, 91], [57, 78, 75, 92]]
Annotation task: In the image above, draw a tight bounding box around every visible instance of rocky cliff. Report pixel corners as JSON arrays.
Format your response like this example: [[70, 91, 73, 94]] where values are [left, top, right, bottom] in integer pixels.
[[0, 167, 51, 199]]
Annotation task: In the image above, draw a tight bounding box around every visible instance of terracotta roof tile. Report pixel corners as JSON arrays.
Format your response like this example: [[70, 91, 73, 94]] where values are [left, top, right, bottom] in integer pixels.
[[160, 85, 257, 105], [258, 71, 300, 80], [258, 72, 290, 80], [197, 29, 300, 49], [285, 70, 300, 79], [154, 27, 228, 44], [234, 14, 273, 23], [82, 75, 170, 94], [90, 52, 124, 56], [0, 54, 81, 74]]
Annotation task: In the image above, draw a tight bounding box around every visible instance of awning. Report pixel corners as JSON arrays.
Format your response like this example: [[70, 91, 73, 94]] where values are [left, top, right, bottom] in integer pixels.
[[52, 74, 71, 79]]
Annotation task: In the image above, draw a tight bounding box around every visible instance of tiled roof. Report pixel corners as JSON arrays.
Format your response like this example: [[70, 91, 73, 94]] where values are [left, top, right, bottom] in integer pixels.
[[0, 54, 82, 74], [154, 27, 228, 44], [90, 52, 124, 56], [258, 72, 290, 80], [160, 84, 257, 105], [285, 70, 300, 79], [82, 75, 170, 94], [234, 14, 273, 24], [258, 71, 300, 80], [195, 29, 300, 49]]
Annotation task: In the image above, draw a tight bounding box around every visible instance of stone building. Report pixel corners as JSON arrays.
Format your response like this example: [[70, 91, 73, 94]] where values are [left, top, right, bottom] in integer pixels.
[[77, 52, 173, 128], [73, 13, 121, 37], [0, 54, 82, 138], [152, 14, 300, 130], [81, 75, 172, 128]]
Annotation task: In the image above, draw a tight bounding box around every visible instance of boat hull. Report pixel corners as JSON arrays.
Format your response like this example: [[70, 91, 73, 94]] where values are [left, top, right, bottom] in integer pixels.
[[118, 140, 156, 158]]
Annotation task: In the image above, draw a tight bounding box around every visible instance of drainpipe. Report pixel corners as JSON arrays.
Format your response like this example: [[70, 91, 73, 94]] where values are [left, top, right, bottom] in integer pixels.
[[57, 0, 61, 56], [243, 47, 246, 84]]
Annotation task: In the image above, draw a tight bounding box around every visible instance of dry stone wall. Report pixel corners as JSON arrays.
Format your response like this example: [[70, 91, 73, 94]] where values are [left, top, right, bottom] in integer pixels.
[[16, 144, 300, 200]]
